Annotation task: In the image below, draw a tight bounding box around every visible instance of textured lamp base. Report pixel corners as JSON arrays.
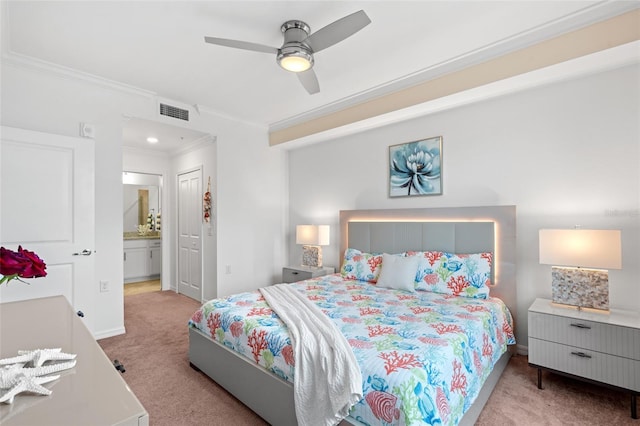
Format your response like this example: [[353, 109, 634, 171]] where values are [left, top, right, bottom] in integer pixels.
[[301, 245, 322, 268], [551, 266, 609, 311]]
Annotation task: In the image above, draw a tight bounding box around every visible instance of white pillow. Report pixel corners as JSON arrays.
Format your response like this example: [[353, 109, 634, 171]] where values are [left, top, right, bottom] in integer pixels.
[[376, 253, 420, 292]]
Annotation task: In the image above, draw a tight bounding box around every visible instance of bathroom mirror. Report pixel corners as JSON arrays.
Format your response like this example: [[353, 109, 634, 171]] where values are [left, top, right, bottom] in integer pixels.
[[123, 172, 162, 233]]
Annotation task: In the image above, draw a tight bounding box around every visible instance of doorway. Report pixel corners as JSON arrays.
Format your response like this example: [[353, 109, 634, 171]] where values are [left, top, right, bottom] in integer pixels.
[[123, 171, 163, 295], [122, 116, 211, 300]]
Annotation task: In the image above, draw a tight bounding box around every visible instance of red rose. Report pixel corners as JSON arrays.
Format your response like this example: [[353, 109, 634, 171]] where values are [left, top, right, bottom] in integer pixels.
[[0, 246, 47, 285], [17, 246, 47, 278], [0, 246, 31, 275]]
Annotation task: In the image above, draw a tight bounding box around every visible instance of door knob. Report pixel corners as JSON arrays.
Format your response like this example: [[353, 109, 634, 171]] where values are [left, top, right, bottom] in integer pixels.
[[72, 249, 93, 256]]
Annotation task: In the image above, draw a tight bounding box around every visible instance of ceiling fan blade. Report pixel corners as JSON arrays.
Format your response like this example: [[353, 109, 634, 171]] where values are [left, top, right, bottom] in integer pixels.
[[304, 10, 371, 53], [297, 69, 320, 95], [204, 36, 278, 54]]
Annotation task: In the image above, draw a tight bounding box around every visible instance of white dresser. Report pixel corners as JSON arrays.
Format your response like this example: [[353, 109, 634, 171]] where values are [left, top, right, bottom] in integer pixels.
[[0, 296, 148, 425], [528, 298, 640, 419]]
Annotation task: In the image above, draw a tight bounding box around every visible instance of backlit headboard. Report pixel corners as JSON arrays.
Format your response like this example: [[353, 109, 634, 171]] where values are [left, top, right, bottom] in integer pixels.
[[339, 206, 517, 324]]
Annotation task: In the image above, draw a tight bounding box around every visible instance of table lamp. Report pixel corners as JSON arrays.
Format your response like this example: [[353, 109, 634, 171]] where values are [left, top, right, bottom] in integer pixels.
[[539, 229, 621, 311], [296, 225, 330, 268]]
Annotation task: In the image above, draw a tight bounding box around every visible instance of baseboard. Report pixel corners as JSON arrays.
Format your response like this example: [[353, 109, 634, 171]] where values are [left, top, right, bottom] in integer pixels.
[[516, 344, 528, 356], [95, 326, 126, 340]]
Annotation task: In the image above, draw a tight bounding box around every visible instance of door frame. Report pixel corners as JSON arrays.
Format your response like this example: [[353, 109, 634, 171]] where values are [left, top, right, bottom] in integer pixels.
[[176, 166, 203, 301]]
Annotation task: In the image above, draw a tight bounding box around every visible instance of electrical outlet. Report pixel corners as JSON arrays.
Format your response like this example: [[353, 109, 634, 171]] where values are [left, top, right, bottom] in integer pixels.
[[100, 280, 109, 292]]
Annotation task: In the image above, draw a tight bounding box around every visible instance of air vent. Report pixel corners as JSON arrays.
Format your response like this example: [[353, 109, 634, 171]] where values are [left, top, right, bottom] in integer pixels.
[[159, 103, 189, 121]]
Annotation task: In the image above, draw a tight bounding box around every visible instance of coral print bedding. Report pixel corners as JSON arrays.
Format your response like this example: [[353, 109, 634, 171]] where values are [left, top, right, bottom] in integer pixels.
[[189, 274, 515, 426], [405, 251, 493, 298]]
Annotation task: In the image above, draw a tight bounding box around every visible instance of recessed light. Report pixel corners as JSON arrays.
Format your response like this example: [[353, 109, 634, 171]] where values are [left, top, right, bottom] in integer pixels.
[[147, 137, 159, 143]]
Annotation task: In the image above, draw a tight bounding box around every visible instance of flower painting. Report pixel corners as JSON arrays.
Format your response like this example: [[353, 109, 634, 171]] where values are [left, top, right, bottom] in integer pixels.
[[389, 136, 442, 197]]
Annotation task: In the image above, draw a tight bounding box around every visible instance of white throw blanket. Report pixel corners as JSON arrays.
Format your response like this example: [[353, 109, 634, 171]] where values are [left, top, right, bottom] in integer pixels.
[[259, 284, 363, 426]]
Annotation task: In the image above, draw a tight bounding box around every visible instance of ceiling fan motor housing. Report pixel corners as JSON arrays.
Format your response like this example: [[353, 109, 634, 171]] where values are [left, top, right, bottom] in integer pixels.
[[277, 20, 314, 72], [281, 20, 311, 43]]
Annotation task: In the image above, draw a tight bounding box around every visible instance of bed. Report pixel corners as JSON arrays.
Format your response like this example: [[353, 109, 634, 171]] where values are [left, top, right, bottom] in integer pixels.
[[189, 206, 517, 426]]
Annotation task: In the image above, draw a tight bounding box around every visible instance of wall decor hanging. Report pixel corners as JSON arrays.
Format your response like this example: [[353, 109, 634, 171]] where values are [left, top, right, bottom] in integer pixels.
[[203, 177, 212, 223], [389, 136, 442, 197]]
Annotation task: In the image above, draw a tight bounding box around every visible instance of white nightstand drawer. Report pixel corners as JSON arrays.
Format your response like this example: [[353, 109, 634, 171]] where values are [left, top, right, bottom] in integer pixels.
[[283, 268, 313, 283], [529, 311, 640, 360], [282, 266, 335, 283], [529, 338, 640, 392]]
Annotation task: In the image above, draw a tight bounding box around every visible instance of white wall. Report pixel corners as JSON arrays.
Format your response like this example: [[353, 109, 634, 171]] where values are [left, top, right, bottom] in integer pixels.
[[287, 64, 640, 348], [1, 59, 288, 338], [213, 122, 289, 297]]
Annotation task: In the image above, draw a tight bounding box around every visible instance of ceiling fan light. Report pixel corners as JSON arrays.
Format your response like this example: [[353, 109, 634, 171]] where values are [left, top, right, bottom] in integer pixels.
[[277, 50, 313, 73]]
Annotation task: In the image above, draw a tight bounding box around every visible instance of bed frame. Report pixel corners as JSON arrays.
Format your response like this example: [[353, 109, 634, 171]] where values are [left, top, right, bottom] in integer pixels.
[[190, 206, 517, 425]]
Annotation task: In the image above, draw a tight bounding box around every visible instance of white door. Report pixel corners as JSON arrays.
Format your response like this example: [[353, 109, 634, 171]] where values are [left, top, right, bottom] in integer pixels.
[[177, 169, 202, 301], [0, 127, 95, 329]]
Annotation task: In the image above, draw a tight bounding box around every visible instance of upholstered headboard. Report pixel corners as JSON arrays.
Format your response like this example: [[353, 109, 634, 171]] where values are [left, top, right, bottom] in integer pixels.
[[339, 206, 517, 324]]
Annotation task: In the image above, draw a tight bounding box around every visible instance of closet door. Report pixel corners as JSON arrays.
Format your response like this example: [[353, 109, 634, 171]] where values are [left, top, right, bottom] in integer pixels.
[[177, 169, 202, 301]]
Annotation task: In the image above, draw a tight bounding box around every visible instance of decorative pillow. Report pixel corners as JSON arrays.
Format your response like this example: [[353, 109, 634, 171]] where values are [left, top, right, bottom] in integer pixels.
[[405, 251, 493, 298], [340, 248, 384, 283], [376, 253, 420, 292]]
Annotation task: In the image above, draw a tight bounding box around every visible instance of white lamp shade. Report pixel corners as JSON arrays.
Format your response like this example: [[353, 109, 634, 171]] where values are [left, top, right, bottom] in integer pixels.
[[296, 225, 330, 246], [539, 229, 622, 269]]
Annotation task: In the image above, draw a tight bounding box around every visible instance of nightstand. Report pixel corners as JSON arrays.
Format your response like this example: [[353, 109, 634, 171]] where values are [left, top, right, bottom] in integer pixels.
[[282, 265, 335, 283], [528, 298, 640, 419]]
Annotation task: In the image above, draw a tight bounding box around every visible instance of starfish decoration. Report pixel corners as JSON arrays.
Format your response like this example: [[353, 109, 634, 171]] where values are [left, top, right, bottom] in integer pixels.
[[0, 348, 76, 368], [0, 361, 77, 389], [0, 349, 77, 404], [0, 373, 59, 404]]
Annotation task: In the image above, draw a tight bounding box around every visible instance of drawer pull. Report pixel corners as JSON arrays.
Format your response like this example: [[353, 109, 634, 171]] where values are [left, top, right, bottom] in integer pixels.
[[291, 271, 299, 275], [570, 323, 591, 330], [570, 351, 592, 359]]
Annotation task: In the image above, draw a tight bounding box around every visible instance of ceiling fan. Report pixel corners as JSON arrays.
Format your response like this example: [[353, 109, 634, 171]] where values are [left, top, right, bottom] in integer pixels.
[[204, 10, 371, 95]]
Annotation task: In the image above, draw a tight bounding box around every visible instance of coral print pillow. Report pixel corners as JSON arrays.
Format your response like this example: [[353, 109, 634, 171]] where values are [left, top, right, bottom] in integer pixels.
[[405, 251, 493, 298], [340, 248, 384, 283]]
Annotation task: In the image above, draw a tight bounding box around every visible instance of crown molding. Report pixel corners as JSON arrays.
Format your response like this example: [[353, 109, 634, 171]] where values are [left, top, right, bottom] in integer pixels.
[[269, 7, 640, 146], [171, 134, 216, 156], [2, 50, 157, 99], [278, 40, 640, 151], [269, 2, 640, 139], [195, 104, 267, 131], [0, 49, 267, 130]]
